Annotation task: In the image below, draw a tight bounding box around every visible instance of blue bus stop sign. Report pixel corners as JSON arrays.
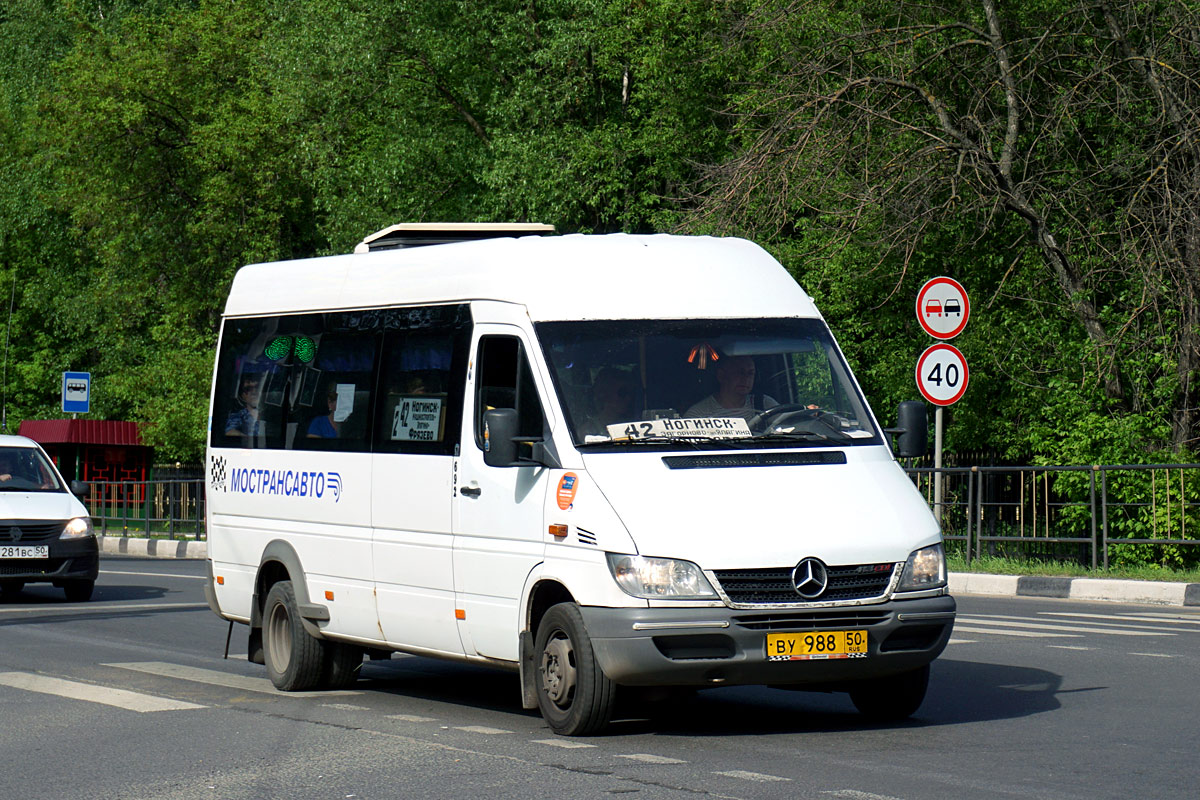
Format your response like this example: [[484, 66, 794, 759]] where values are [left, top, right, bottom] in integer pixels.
[[62, 371, 90, 414]]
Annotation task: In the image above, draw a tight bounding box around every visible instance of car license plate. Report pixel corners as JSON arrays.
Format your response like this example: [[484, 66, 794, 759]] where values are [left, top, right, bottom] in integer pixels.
[[766, 630, 868, 661], [0, 545, 48, 559]]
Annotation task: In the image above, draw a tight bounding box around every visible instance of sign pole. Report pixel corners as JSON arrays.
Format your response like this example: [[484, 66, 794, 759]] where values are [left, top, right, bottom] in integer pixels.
[[933, 406, 944, 524]]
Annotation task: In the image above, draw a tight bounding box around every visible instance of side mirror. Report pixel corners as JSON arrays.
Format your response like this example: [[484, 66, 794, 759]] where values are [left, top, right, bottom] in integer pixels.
[[892, 401, 928, 458], [483, 409, 519, 467], [70, 480, 89, 498]]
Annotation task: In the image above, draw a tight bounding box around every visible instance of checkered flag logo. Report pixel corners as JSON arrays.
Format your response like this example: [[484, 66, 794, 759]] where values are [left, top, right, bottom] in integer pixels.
[[210, 455, 227, 492]]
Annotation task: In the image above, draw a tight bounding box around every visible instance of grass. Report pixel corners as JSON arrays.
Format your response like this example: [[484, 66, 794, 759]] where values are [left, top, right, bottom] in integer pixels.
[[948, 553, 1200, 583]]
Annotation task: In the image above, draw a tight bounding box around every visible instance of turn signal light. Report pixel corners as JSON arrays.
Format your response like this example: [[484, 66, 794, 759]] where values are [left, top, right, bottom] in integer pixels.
[[548, 524, 568, 538], [324, 590, 334, 601], [455, 609, 466, 620], [216, 576, 224, 585]]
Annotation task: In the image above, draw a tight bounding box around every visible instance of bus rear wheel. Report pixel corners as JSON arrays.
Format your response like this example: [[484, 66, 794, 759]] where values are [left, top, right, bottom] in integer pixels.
[[534, 603, 616, 736], [263, 580, 325, 691]]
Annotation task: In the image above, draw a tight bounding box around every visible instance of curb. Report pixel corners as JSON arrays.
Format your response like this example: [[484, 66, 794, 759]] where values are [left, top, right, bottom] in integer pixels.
[[98, 535, 206, 560], [94, 539, 1200, 608], [949, 572, 1200, 607]]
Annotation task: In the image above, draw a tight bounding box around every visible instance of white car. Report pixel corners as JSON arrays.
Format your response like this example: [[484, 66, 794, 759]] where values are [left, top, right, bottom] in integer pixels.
[[0, 435, 97, 602]]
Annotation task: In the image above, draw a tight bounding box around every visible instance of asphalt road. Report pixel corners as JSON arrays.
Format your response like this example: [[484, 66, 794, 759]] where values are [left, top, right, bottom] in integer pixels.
[[1, 556, 1197, 800]]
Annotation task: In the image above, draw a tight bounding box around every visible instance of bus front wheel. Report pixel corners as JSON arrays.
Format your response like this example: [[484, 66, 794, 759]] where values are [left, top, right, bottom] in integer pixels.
[[534, 603, 616, 736]]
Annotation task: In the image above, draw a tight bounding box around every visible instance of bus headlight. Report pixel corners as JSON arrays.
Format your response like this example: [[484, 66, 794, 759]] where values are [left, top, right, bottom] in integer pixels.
[[606, 554, 718, 599], [60, 517, 94, 539], [897, 543, 946, 591]]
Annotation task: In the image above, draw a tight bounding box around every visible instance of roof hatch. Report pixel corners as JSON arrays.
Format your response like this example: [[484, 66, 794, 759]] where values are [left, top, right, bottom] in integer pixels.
[[353, 222, 555, 253]]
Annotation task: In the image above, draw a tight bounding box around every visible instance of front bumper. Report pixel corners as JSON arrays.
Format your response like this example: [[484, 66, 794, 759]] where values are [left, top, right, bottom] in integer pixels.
[[0, 537, 99, 583], [581, 593, 955, 688]]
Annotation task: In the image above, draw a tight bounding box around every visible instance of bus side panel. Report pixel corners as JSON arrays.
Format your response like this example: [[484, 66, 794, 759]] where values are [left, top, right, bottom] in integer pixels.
[[206, 451, 380, 642], [372, 452, 463, 655]]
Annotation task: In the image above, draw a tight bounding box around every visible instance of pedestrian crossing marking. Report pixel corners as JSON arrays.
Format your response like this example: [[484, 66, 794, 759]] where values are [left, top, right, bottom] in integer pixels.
[[103, 662, 361, 697], [0, 672, 204, 712]]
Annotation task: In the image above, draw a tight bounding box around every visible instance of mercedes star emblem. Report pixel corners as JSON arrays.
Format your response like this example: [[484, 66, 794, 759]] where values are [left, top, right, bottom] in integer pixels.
[[791, 558, 828, 599]]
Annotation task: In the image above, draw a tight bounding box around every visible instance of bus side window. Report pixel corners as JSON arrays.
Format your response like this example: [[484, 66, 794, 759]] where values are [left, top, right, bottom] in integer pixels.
[[474, 336, 546, 452], [293, 331, 377, 452], [374, 321, 469, 456]]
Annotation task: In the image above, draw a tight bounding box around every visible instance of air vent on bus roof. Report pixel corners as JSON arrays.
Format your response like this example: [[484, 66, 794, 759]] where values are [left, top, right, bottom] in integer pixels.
[[353, 222, 555, 253]]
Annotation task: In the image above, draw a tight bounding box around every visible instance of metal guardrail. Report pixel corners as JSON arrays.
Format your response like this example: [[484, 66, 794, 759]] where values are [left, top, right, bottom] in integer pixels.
[[77, 465, 1200, 567], [905, 464, 1200, 568], [83, 479, 206, 540]]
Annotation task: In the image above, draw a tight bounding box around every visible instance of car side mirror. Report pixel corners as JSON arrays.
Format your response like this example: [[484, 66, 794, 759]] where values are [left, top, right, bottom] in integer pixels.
[[70, 480, 89, 498], [888, 401, 928, 458], [483, 409, 519, 467]]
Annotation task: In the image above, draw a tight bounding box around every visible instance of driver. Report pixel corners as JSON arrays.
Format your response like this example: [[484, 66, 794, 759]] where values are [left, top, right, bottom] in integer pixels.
[[685, 355, 779, 422]]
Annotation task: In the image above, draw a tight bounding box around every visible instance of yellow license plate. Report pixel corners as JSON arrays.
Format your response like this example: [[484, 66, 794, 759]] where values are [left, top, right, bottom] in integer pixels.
[[766, 630, 868, 661]]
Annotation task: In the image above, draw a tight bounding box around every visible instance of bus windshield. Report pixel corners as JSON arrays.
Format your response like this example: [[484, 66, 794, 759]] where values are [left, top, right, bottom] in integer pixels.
[[536, 318, 880, 449]]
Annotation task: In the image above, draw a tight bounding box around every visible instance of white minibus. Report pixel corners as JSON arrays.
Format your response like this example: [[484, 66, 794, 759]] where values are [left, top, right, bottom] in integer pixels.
[[204, 224, 954, 735]]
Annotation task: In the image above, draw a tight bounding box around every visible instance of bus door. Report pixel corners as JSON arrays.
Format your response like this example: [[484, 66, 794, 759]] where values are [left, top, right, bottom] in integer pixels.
[[371, 310, 471, 656], [453, 329, 550, 661]]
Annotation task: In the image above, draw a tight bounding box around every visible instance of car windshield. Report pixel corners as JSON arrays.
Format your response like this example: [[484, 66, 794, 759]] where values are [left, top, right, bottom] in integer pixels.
[[537, 318, 880, 449], [0, 447, 63, 492]]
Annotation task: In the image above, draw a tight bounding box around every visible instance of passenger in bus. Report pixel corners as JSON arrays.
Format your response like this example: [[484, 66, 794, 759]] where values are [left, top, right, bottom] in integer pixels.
[[581, 367, 635, 436], [307, 388, 344, 438], [685, 355, 778, 422], [224, 376, 263, 438]]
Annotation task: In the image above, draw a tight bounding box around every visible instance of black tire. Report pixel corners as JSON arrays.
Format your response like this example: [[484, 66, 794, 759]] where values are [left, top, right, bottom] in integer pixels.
[[534, 603, 616, 736], [322, 642, 364, 689], [263, 580, 325, 691], [848, 664, 930, 721], [0, 580, 24, 599], [63, 580, 94, 602]]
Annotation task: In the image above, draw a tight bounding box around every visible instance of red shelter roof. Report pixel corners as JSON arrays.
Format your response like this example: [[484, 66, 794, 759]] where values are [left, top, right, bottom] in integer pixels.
[[17, 419, 144, 447]]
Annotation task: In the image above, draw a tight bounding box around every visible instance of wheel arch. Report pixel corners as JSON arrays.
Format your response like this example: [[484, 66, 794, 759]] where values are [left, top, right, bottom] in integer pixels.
[[251, 540, 328, 639]]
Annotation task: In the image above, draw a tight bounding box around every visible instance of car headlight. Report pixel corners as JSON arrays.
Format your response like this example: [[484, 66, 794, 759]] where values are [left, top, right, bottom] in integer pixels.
[[897, 543, 946, 591], [60, 517, 94, 539], [606, 554, 718, 599]]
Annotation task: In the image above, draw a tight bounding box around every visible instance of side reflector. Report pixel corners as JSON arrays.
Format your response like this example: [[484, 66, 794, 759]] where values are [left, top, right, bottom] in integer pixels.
[[548, 524, 568, 538], [324, 591, 334, 601], [455, 609, 466, 620], [216, 576, 224, 585]]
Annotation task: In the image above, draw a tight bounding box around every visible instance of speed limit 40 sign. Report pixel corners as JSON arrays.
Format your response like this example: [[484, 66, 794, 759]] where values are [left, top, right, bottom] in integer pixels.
[[916, 343, 969, 406]]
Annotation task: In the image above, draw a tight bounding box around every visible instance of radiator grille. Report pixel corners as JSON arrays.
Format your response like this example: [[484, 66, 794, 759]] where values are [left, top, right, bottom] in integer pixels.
[[0, 521, 66, 544], [713, 563, 896, 605]]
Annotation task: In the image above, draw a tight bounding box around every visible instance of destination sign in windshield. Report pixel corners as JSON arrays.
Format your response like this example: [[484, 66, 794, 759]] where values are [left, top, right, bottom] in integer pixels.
[[605, 417, 752, 440]]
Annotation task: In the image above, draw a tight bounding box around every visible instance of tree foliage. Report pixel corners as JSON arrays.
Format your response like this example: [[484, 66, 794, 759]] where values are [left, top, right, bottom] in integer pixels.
[[0, 0, 1196, 465]]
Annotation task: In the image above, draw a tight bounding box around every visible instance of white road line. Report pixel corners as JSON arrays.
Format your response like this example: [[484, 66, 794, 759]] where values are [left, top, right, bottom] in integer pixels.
[[101, 570, 206, 580], [1128, 652, 1177, 658], [104, 662, 361, 697], [322, 703, 370, 711], [617, 754, 686, 764], [1043, 612, 1200, 627], [388, 714, 438, 723], [0, 672, 204, 712], [532, 739, 596, 749], [714, 770, 789, 783], [1047, 645, 1093, 651], [453, 725, 511, 735], [1122, 612, 1200, 622], [948, 638, 977, 644], [1003, 613, 1188, 633], [952, 626, 1080, 638], [0, 602, 209, 615], [822, 790, 904, 800], [957, 617, 1173, 636]]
